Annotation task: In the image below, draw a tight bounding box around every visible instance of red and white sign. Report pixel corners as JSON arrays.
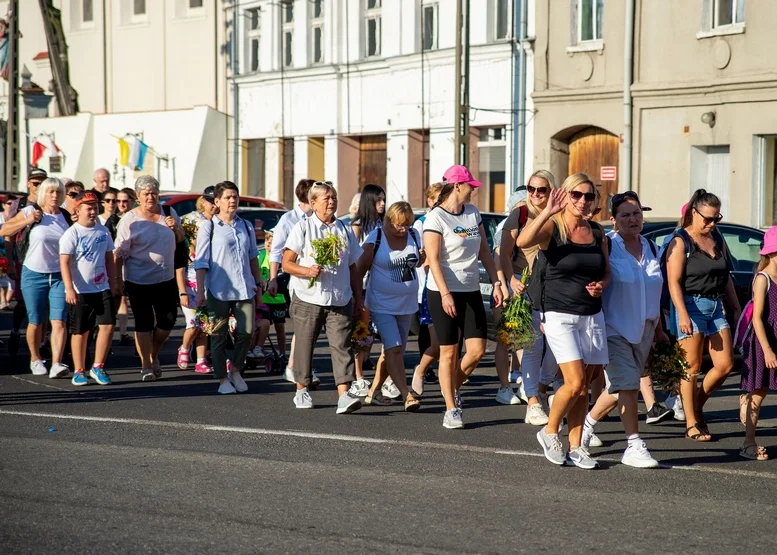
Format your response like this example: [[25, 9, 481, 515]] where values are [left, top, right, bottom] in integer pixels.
[[600, 166, 617, 181]]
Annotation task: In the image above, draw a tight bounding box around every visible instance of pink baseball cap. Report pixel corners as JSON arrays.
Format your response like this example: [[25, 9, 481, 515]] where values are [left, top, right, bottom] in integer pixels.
[[443, 165, 482, 188], [760, 226, 777, 256], [681, 202, 689, 217]]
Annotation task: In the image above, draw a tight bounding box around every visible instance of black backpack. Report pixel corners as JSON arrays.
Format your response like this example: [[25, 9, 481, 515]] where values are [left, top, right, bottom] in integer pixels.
[[161, 205, 189, 270], [526, 221, 606, 313], [15, 202, 73, 264]]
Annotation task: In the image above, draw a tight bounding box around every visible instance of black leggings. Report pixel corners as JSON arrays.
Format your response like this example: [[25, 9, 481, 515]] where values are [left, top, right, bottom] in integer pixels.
[[426, 289, 487, 346], [124, 279, 178, 333]]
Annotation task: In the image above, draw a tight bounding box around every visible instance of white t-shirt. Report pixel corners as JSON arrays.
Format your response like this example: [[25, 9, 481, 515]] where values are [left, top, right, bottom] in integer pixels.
[[21, 205, 70, 274], [113, 207, 180, 284], [59, 223, 115, 294], [364, 228, 422, 315], [422, 204, 483, 293]]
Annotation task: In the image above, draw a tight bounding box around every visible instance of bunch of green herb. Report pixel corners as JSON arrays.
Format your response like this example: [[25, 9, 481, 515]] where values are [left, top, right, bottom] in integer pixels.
[[647, 341, 691, 392], [496, 268, 538, 351], [307, 233, 347, 288]]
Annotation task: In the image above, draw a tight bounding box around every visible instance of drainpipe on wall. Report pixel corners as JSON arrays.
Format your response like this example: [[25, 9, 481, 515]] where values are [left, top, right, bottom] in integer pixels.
[[232, 4, 240, 184], [622, 0, 635, 192], [517, 0, 528, 188], [510, 0, 522, 192]]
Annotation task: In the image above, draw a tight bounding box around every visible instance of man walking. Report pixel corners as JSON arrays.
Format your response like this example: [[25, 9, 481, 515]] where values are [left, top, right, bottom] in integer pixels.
[[92, 168, 110, 196]]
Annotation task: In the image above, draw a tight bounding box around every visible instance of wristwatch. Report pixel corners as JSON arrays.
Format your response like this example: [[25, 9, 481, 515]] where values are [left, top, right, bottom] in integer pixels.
[[493, 280, 502, 287]]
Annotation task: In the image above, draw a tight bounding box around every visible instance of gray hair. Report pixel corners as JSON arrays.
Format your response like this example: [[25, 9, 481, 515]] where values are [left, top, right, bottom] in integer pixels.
[[37, 177, 65, 201], [134, 175, 160, 194]]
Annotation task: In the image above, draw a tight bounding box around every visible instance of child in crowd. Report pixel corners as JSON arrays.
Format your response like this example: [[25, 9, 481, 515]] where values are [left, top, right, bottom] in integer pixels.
[[59, 192, 117, 386], [250, 229, 288, 363], [740, 226, 777, 461]]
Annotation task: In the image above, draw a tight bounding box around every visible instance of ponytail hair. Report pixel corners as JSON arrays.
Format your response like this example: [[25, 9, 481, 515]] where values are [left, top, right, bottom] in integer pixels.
[[681, 189, 722, 229], [757, 255, 771, 273], [433, 182, 456, 208]]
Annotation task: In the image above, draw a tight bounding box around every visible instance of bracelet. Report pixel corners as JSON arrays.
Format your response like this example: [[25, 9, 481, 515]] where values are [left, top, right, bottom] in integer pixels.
[[493, 281, 502, 287], [442, 293, 452, 298], [179, 293, 187, 297]]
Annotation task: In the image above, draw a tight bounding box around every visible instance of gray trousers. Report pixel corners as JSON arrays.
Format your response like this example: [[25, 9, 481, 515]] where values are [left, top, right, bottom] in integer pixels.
[[207, 295, 255, 380], [290, 297, 355, 388]]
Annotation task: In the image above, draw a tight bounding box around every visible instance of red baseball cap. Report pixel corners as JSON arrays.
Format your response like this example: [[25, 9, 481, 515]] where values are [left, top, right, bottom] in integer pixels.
[[75, 191, 100, 207], [443, 165, 482, 188]]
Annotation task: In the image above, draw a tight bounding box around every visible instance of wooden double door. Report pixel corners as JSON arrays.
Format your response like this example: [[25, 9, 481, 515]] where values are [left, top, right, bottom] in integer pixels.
[[568, 127, 619, 220]]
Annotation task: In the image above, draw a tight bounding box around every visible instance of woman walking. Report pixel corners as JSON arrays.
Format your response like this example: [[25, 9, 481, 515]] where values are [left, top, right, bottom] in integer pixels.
[[178, 193, 218, 373], [114, 175, 184, 381], [499, 170, 560, 424], [0, 177, 71, 377], [424, 165, 504, 429], [282, 181, 364, 414], [351, 184, 388, 396], [517, 173, 610, 469], [195, 181, 262, 394], [357, 201, 422, 411], [666, 189, 739, 441], [581, 191, 663, 468]]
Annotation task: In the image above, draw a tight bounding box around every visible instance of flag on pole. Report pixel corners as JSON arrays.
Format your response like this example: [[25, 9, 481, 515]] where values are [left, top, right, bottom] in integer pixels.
[[118, 138, 130, 167], [31, 136, 61, 167], [128, 137, 149, 171]]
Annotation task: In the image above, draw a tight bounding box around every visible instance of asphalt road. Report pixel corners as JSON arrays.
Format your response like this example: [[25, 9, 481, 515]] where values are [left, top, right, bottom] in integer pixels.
[[2, 310, 777, 554]]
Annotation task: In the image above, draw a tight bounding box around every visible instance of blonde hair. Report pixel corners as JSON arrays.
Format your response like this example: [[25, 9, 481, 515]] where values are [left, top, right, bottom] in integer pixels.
[[526, 170, 558, 218], [37, 177, 65, 203], [426, 182, 445, 202], [385, 201, 414, 226], [196, 196, 212, 213], [308, 181, 337, 204], [553, 173, 595, 244]]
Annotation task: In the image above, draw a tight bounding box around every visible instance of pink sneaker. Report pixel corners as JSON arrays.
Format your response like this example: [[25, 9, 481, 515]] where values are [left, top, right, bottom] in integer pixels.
[[177, 346, 190, 370], [194, 360, 213, 374]]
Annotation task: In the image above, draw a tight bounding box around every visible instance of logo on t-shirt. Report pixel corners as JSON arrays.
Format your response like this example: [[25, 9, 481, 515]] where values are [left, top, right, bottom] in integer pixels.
[[453, 225, 479, 239], [389, 252, 419, 283], [78, 233, 108, 263]]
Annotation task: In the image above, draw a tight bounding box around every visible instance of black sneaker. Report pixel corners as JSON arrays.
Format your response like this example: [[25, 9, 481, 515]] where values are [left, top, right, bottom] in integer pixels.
[[645, 402, 674, 424], [8, 332, 20, 357], [424, 368, 439, 384]]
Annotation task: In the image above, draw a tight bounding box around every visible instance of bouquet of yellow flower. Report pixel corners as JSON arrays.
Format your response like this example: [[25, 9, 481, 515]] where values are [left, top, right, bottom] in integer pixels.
[[351, 320, 376, 353], [496, 268, 538, 351], [646, 341, 690, 392], [193, 307, 228, 336], [182, 219, 200, 257], [307, 233, 347, 288]]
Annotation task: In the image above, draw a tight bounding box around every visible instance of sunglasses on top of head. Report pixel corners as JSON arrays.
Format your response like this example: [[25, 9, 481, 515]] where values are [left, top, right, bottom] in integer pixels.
[[66, 191, 82, 199], [527, 185, 548, 195], [568, 190, 597, 203], [694, 207, 723, 225]]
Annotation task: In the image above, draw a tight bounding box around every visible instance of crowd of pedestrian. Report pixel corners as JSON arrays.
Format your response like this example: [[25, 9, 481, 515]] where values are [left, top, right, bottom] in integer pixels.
[[1, 161, 775, 468]]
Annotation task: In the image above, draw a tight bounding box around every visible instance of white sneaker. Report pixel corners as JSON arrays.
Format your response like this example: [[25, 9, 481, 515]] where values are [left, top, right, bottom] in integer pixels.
[[218, 380, 237, 395], [443, 408, 464, 429], [582, 429, 603, 449], [509, 370, 522, 384], [518, 381, 529, 403], [49, 363, 70, 379], [382, 379, 401, 399], [336, 391, 362, 414], [284, 367, 296, 383], [496, 386, 521, 405], [525, 402, 550, 426], [666, 393, 686, 422], [349, 378, 371, 397], [566, 447, 599, 470], [621, 441, 659, 469], [311, 369, 321, 387], [228, 371, 248, 393], [30, 360, 48, 376], [247, 347, 265, 360], [294, 388, 314, 409]]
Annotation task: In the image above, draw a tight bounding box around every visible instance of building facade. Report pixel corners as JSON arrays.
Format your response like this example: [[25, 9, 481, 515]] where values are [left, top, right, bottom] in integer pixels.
[[533, 0, 777, 227], [235, 0, 533, 213], [0, 0, 231, 190]]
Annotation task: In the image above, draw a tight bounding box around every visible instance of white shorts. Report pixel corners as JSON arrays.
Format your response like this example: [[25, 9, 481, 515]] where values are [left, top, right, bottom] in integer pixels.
[[372, 312, 413, 351], [542, 310, 608, 366]]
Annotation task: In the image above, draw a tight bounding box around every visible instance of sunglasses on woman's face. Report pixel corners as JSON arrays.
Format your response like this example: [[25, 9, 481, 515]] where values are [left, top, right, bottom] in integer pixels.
[[527, 185, 548, 195], [569, 190, 597, 203], [103, 198, 117, 204], [117, 199, 129, 204], [694, 208, 723, 225]]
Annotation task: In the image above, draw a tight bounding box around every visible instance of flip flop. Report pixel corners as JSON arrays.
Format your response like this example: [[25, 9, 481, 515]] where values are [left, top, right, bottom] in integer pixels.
[[740, 444, 769, 461]]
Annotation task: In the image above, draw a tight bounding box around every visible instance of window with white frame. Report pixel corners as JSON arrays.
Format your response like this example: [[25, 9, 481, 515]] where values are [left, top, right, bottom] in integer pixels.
[[578, 0, 603, 42], [245, 7, 261, 73], [713, 0, 745, 28], [495, 0, 510, 40], [282, 1, 294, 67], [83, 0, 94, 23], [310, 0, 324, 64], [422, 3, 438, 51], [365, 0, 382, 58]]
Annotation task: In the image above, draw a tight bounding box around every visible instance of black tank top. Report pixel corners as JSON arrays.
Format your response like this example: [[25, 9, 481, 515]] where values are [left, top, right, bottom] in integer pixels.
[[682, 233, 729, 297], [542, 222, 606, 316]]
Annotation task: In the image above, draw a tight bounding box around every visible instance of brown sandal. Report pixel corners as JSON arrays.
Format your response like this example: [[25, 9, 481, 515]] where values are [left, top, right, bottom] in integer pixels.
[[685, 424, 711, 442], [740, 444, 769, 461], [404, 395, 421, 412]]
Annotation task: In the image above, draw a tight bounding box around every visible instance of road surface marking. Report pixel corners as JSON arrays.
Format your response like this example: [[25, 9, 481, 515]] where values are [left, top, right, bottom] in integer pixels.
[[0, 408, 775, 479]]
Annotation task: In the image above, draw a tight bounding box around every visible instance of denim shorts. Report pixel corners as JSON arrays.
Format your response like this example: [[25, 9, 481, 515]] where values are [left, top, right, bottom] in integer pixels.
[[20, 267, 67, 325], [670, 295, 729, 341]]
